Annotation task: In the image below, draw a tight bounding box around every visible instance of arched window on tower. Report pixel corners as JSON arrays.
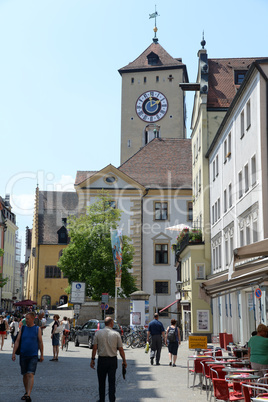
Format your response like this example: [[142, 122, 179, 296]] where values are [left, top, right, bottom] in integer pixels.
[[143, 124, 160, 146]]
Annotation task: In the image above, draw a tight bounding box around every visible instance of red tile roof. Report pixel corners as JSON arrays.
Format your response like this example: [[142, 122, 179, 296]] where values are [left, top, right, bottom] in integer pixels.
[[75, 171, 97, 186], [119, 138, 192, 189], [119, 42, 185, 73], [207, 58, 259, 108]]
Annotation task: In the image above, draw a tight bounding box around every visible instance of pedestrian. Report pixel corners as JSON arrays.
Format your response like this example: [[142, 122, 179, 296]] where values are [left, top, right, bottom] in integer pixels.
[[12, 311, 44, 401], [90, 316, 127, 402], [60, 316, 70, 350], [248, 323, 268, 376], [165, 319, 181, 367], [147, 313, 165, 365], [50, 314, 60, 361], [0, 315, 8, 350], [10, 317, 20, 347]]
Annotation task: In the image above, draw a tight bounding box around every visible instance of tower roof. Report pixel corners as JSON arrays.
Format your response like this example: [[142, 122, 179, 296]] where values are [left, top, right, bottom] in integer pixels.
[[118, 42, 185, 74]]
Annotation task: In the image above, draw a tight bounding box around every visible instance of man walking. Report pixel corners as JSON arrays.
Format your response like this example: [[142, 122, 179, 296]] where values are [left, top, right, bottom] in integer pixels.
[[147, 313, 165, 365], [90, 316, 127, 402], [12, 311, 44, 402]]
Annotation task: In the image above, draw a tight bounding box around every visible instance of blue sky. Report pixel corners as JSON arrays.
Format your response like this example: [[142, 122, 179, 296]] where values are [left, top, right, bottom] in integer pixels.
[[0, 0, 267, 259]]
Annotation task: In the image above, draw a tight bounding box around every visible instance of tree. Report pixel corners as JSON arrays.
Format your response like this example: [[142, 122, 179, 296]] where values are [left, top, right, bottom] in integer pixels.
[[0, 248, 8, 288], [58, 192, 137, 300]]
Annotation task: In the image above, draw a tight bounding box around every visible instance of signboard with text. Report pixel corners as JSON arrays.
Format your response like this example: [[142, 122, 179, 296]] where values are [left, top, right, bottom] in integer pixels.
[[188, 336, 207, 350], [70, 282, 85, 304]]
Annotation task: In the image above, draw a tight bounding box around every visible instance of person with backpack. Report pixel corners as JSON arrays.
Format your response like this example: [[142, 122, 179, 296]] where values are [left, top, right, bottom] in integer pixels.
[[165, 319, 181, 367]]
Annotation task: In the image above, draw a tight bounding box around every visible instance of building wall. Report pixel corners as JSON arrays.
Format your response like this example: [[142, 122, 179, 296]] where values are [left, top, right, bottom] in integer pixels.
[[2, 220, 17, 306], [120, 68, 186, 163]]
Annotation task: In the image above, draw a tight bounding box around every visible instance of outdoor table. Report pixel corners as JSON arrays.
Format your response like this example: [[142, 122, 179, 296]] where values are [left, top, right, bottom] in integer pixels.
[[222, 367, 258, 374], [225, 373, 260, 383]]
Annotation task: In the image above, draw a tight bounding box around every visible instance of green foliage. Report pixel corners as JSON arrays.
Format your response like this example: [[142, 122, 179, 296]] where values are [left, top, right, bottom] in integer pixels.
[[0, 248, 8, 288], [58, 192, 137, 300]]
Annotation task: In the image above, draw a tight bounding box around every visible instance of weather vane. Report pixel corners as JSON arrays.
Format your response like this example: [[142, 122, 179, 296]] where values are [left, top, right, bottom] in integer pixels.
[[149, 5, 160, 43]]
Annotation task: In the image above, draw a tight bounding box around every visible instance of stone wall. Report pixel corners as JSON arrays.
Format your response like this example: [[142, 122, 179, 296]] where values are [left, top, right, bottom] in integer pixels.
[[77, 298, 130, 325]]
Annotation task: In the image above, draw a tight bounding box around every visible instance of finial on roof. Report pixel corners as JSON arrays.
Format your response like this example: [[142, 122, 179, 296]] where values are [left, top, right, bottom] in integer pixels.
[[149, 5, 160, 43], [201, 31, 206, 49]]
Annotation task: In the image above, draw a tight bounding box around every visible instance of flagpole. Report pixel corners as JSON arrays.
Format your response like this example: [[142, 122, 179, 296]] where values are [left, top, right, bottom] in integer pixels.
[[115, 285, 118, 322]]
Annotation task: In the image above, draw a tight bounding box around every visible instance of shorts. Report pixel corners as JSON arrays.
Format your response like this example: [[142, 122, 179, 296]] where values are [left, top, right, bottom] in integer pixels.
[[20, 355, 38, 375], [52, 333, 60, 346], [0, 331, 6, 335], [168, 341, 179, 356]]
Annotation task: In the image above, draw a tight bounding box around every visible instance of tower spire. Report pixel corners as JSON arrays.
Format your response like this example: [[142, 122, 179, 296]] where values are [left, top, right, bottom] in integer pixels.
[[149, 5, 160, 43]]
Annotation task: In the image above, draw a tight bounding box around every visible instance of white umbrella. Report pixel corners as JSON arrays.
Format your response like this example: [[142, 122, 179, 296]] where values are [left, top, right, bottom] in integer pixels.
[[165, 224, 192, 232]]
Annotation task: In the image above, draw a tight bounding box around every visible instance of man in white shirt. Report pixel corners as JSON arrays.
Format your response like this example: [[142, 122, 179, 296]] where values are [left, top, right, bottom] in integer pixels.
[[90, 317, 127, 402]]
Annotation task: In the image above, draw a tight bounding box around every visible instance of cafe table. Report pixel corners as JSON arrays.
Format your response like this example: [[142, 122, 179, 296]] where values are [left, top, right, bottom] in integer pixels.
[[222, 367, 259, 374], [225, 373, 260, 383]]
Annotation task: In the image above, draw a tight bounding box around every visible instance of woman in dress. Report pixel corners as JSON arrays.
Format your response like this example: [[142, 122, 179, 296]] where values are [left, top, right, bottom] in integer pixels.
[[50, 314, 60, 361], [165, 319, 181, 367], [9, 317, 19, 347], [0, 315, 8, 350]]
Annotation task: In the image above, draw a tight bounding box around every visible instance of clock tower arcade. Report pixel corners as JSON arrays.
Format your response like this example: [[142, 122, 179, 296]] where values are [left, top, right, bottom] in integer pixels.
[[119, 37, 189, 163]]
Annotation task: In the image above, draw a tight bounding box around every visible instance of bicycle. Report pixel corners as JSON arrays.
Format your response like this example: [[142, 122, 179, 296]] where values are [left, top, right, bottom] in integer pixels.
[[62, 329, 70, 351]]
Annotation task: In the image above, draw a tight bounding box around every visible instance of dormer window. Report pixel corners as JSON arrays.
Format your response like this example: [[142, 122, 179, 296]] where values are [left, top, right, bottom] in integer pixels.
[[147, 52, 159, 66], [57, 226, 68, 244], [235, 70, 247, 85]]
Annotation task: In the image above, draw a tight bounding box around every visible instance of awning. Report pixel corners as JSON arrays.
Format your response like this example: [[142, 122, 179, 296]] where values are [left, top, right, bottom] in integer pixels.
[[234, 238, 268, 263], [159, 299, 180, 313], [57, 303, 69, 309]]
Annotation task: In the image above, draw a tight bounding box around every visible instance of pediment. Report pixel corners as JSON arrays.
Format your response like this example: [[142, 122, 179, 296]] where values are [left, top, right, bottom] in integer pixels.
[[152, 231, 172, 241]]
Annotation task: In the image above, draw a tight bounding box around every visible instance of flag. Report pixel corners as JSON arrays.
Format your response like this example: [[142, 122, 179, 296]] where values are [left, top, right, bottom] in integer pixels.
[[111, 229, 123, 282]]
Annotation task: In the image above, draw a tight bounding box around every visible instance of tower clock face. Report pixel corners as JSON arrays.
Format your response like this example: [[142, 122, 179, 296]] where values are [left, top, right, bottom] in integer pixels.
[[136, 91, 168, 122]]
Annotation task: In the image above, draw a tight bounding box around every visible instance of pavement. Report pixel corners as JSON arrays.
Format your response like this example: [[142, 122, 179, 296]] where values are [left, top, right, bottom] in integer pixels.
[[1, 310, 209, 401]]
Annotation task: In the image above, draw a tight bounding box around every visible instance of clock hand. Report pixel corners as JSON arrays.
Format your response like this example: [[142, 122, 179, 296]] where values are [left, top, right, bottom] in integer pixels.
[[149, 96, 153, 106]]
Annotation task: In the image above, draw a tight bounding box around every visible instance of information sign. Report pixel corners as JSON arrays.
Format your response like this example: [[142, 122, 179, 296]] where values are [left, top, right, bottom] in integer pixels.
[[70, 282, 86, 304], [102, 293, 109, 304], [188, 336, 207, 350]]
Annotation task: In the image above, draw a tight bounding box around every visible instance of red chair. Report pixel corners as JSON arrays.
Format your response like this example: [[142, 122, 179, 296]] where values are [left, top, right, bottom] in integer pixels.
[[189, 358, 212, 389], [242, 382, 268, 402], [212, 378, 244, 402], [200, 359, 214, 397]]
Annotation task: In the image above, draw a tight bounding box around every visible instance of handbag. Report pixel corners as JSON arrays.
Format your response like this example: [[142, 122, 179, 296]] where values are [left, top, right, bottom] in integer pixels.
[[55, 324, 63, 334], [15, 326, 25, 356]]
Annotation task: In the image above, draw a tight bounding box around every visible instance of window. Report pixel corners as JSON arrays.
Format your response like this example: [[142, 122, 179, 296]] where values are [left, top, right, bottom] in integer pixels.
[[154, 281, 169, 294], [156, 76, 159, 82], [196, 264, 205, 279], [225, 239, 229, 266], [230, 236, 233, 262], [212, 205, 215, 224], [195, 175, 198, 197], [224, 189, 227, 213], [131, 77, 134, 84], [217, 198, 220, 219], [155, 202, 168, 220], [251, 155, 256, 185], [219, 244, 222, 268], [228, 132, 231, 156], [245, 164, 249, 192], [246, 226, 250, 245], [193, 144, 196, 165], [213, 160, 216, 180], [144, 77, 147, 83], [216, 155, 219, 176], [214, 202, 217, 222], [246, 99, 251, 129], [240, 229, 244, 247], [253, 221, 258, 243], [155, 244, 168, 264], [241, 111, 245, 138], [187, 201, 193, 221], [58, 227, 68, 244], [235, 70, 247, 85], [213, 248, 216, 271], [238, 171, 243, 198], [224, 140, 227, 162], [229, 183, 232, 208], [127, 140, 131, 148], [45, 266, 61, 278], [199, 169, 201, 192]]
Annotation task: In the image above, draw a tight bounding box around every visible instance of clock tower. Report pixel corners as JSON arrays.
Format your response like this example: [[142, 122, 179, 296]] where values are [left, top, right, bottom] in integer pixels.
[[119, 35, 189, 163]]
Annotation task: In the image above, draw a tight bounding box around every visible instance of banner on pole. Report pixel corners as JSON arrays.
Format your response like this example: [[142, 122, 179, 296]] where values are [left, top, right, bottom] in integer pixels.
[[111, 229, 123, 285]]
